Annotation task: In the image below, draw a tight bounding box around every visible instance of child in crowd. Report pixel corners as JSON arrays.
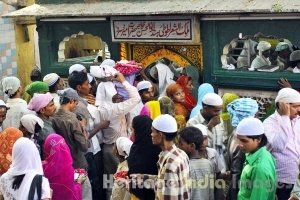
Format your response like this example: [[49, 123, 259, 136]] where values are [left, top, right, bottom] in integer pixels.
[[179, 126, 214, 200], [111, 137, 133, 200]]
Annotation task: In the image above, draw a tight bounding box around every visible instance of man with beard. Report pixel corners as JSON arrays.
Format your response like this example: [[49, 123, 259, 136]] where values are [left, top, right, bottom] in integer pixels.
[[187, 93, 225, 154]]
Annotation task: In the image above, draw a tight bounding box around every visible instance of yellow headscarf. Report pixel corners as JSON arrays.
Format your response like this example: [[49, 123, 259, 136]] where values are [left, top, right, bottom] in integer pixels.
[[146, 101, 161, 120], [220, 93, 239, 121]]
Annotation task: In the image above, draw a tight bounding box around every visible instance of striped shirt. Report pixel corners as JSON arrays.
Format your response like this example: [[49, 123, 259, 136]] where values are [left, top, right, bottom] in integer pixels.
[[155, 144, 190, 200], [263, 112, 300, 184]]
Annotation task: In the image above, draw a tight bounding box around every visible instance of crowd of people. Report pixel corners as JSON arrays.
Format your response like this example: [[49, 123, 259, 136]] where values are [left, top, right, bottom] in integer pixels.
[[223, 33, 300, 73], [0, 58, 299, 200]]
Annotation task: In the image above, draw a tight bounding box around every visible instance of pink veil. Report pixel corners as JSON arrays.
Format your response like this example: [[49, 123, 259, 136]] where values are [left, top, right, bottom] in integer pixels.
[[42, 133, 81, 200]]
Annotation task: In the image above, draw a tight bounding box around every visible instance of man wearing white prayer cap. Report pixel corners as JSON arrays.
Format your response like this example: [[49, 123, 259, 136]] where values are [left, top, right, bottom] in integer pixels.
[[131, 114, 190, 200], [187, 92, 226, 156], [1, 76, 32, 130], [43, 73, 64, 110], [263, 87, 300, 199], [250, 41, 272, 69], [69, 64, 87, 74], [136, 80, 155, 104], [236, 117, 276, 200], [127, 80, 155, 137]]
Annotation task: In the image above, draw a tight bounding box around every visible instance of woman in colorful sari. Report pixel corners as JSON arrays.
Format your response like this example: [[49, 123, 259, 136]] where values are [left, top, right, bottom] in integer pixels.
[[190, 83, 214, 118], [42, 133, 82, 200], [176, 75, 196, 111], [0, 127, 23, 175]]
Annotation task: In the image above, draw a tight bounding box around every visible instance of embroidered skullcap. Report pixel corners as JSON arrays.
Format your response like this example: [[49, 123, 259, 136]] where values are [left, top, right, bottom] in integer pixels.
[[57, 88, 79, 101], [1, 77, 20, 96], [275, 42, 290, 52], [137, 81, 152, 91], [43, 73, 60, 87], [257, 41, 271, 52], [193, 124, 208, 136], [69, 64, 86, 74], [90, 65, 118, 78], [236, 117, 264, 136], [115, 137, 133, 158], [28, 93, 53, 112], [152, 114, 177, 133], [101, 59, 116, 67], [275, 88, 300, 103], [202, 93, 223, 106], [20, 114, 44, 134]]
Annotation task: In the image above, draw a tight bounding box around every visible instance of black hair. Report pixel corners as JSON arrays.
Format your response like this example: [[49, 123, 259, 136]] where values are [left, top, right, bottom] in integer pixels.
[[68, 71, 88, 90], [138, 88, 149, 94], [34, 123, 42, 134], [247, 134, 268, 148], [30, 68, 42, 82], [48, 78, 61, 93], [60, 96, 71, 105], [0, 106, 7, 110], [179, 127, 204, 150], [154, 127, 177, 141], [6, 90, 18, 98], [12, 174, 25, 190], [163, 132, 177, 141]]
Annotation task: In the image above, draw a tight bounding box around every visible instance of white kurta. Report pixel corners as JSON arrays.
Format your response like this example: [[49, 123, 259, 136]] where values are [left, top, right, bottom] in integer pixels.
[[2, 98, 32, 129]]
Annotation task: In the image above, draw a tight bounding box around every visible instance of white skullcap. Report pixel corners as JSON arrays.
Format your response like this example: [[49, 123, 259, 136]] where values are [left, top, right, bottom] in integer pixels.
[[275, 88, 300, 103], [43, 73, 60, 86], [101, 59, 116, 67], [137, 81, 152, 91], [193, 124, 208, 136], [115, 137, 133, 158], [69, 64, 86, 74], [202, 93, 223, 106], [236, 117, 264, 136], [152, 114, 177, 133], [20, 114, 44, 134], [90, 65, 118, 78], [0, 100, 7, 108], [1, 76, 21, 96], [257, 41, 271, 52], [87, 73, 93, 83]]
